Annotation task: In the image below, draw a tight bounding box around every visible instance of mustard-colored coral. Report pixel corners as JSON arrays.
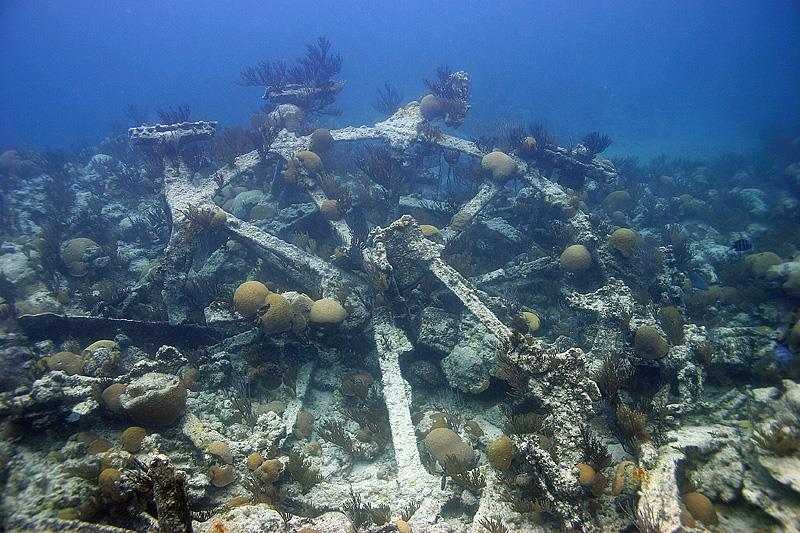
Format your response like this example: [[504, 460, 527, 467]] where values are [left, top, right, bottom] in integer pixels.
[[487, 435, 513, 470], [207, 440, 233, 464], [60, 237, 102, 277], [309, 128, 335, 153], [98, 468, 123, 501], [255, 458, 283, 483], [608, 228, 638, 257], [634, 325, 669, 360], [575, 463, 596, 487], [683, 492, 718, 525], [233, 280, 269, 318], [309, 298, 347, 325], [260, 292, 294, 334], [521, 311, 541, 332], [295, 150, 323, 175], [560, 244, 592, 273], [45, 351, 85, 375], [603, 190, 632, 212], [246, 452, 264, 470], [420, 224, 440, 237], [319, 199, 340, 219], [82, 339, 119, 358], [611, 461, 640, 496], [208, 464, 235, 487], [744, 252, 782, 279], [481, 151, 517, 181], [120, 426, 146, 453], [419, 94, 444, 120], [424, 427, 474, 466]]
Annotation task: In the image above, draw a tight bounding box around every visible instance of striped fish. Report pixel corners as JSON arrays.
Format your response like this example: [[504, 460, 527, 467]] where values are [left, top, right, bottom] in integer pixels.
[[731, 238, 752, 252]]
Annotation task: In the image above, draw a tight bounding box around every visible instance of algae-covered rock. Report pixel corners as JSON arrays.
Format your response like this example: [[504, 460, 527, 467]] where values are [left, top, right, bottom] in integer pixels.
[[119, 372, 186, 427]]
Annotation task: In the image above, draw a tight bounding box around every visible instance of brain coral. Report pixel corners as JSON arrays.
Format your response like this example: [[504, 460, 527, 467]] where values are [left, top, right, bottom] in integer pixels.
[[487, 435, 513, 470], [424, 427, 474, 466], [45, 351, 85, 375], [603, 190, 632, 212], [82, 339, 119, 358], [608, 228, 639, 257], [744, 252, 782, 279], [319, 199, 340, 219], [309, 298, 347, 325], [119, 372, 187, 427], [521, 311, 541, 333], [98, 468, 123, 501], [481, 151, 517, 181], [101, 383, 128, 415], [309, 128, 335, 153], [233, 281, 270, 318], [634, 325, 669, 360], [295, 150, 323, 175], [560, 244, 592, 273], [120, 426, 147, 453], [260, 292, 294, 334], [419, 94, 445, 120], [207, 441, 234, 464], [60, 237, 103, 277], [575, 463, 596, 487], [683, 492, 718, 525], [420, 224, 440, 238], [209, 464, 236, 487]]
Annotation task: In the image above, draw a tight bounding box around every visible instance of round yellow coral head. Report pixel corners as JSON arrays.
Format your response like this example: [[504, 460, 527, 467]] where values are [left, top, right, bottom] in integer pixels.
[[560, 244, 592, 273], [608, 228, 639, 258], [481, 151, 517, 181], [233, 280, 269, 318]]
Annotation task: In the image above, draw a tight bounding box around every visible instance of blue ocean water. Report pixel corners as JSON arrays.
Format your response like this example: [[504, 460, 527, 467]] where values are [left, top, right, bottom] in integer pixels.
[[1, 0, 798, 158]]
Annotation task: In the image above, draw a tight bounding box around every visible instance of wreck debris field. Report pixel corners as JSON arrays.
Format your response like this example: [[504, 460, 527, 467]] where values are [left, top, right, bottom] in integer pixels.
[[1, 2, 800, 532]]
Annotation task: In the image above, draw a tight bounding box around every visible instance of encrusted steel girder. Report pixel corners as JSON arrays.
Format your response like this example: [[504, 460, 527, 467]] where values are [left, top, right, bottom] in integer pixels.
[[365, 215, 512, 344], [128, 121, 217, 146]]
